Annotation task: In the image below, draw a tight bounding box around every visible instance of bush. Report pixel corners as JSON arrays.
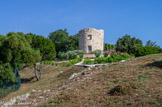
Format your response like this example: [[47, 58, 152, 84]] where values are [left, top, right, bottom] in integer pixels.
[[66, 51, 77, 59], [83, 59, 93, 64], [83, 53, 132, 64], [77, 50, 85, 58], [58, 52, 68, 60], [104, 53, 108, 57], [94, 57, 107, 64], [93, 50, 101, 57], [95, 53, 132, 64], [135, 46, 160, 57], [58, 50, 85, 60], [66, 58, 82, 66], [107, 57, 115, 63]]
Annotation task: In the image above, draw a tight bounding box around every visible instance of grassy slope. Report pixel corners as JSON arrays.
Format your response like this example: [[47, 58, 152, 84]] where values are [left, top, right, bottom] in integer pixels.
[[43, 54, 162, 107], [0, 53, 162, 107], [0, 65, 84, 103]]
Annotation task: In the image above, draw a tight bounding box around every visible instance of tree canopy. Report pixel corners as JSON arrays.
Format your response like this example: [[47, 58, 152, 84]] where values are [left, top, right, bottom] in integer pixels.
[[48, 29, 79, 53], [116, 34, 143, 54], [0, 32, 56, 82]]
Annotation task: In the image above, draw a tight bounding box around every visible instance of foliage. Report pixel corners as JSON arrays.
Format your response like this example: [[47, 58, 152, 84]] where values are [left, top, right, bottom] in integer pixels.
[[58, 50, 85, 60], [0, 63, 16, 82], [0, 33, 41, 82], [104, 53, 108, 57], [58, 52, 68, 60], [83, 59, 93, 64], [135, 46, 160, 57], [74, 50, 85, 58], [31, 35, 56, 60], [93, 50, 101, 57], [145, 40, 160, 48], [66, 51, 77, 59], [0, 35, 41, 67], [116, 34, 143, 54], [66, 58, 82, 66], [93, 53, 132, 64], [104, 43, 115, 51], [43, 58, 82, 67], [48, 29, 79, 53]]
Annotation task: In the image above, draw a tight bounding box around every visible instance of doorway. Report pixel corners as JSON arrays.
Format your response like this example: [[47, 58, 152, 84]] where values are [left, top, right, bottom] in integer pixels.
[[88, 46, 92, 53]]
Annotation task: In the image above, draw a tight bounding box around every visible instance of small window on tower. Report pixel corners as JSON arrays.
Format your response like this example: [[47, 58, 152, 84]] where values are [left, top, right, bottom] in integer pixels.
[[88, 35, 92, 40]]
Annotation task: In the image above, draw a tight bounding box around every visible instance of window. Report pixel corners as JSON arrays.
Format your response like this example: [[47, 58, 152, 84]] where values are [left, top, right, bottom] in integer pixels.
[[88, 46, 92, 53], [88, 35, 92, 40]]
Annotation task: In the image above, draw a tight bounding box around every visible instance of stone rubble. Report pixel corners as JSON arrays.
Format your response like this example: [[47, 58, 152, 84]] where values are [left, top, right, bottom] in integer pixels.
[[2, 93, 30, 107]]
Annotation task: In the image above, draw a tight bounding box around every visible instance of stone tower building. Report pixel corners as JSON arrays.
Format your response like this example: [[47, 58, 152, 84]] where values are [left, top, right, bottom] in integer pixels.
[[79, 28, 104, 53]]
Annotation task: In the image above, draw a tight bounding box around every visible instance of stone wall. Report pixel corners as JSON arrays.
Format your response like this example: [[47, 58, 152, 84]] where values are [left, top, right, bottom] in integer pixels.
[[79, 28, 104, 53]]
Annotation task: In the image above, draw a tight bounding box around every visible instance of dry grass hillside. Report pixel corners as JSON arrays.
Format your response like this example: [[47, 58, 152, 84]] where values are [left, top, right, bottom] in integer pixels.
[[1, 53, 162, 107]]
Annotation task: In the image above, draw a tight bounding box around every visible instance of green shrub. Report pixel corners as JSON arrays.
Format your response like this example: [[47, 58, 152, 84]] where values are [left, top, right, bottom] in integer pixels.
[[93, 50, 101, 57], [58, 52, 67, 60], [55, 63, 58, 66], [83, 54, 132, 64], [58, 50, 84, 60], [83, 59, 93, 64], [109, 53, 118, 62], [66, 51, 77, 59], [135, 46, 160, 57], [66, 62, 73, 66], [0, 63, 16, 82], [77, 50, 85, 58], [94, 57, 106, 64], [107, 57, 115, 63], [118, 54, 131, 60], [104, 53, 108, 57], [66, 58, 82, 66]]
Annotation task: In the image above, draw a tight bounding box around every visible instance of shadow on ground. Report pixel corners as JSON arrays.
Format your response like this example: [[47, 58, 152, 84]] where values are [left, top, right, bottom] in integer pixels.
[[145, 61, 162, 69], [21, 77, 35, 84]]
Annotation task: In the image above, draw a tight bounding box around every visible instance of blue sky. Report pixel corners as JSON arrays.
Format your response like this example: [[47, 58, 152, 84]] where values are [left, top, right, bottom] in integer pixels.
[[0, 0, 162, 47]]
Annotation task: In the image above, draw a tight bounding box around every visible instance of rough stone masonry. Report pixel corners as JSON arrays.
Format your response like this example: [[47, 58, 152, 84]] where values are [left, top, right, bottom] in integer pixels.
[[79, 28, 104, 53]]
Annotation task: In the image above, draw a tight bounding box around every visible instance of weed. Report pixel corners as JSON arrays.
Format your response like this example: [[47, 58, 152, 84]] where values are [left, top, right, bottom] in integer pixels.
[[107, 103, 114, 107], [88, 101, 95, 104]]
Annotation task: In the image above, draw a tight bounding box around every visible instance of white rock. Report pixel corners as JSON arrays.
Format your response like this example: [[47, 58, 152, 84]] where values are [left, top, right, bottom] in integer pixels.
[[2, 98, 16, 107], [32, 89, 36, 93], [121, 60, 126, 62], [69, 73, 78, 80], [16, 93, 30, 100], [39, 96, 44, 99]]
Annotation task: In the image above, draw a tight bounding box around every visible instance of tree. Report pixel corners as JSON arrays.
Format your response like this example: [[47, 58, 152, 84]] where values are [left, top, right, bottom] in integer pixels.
[[31, 35, 56, 60], [146, 40, 160, 48], [0, 34, 41, 82], [116, 34, 143, 54], [48, 29, 79, 53], [104, 43, 115, 51]]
